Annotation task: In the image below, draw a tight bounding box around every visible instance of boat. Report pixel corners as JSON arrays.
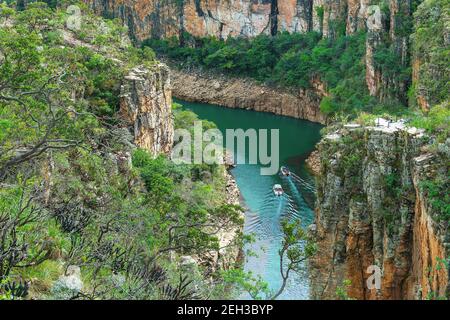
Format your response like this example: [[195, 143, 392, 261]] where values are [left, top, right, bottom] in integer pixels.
[[280, 166, 290, 176], [273, 184, 284, 197]]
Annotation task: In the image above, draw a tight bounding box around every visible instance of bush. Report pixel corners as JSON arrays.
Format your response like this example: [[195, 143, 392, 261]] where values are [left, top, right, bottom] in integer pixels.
[[420, 175, 450, 222], [410, 103, 450, 141], [144, 31, 378, 117]]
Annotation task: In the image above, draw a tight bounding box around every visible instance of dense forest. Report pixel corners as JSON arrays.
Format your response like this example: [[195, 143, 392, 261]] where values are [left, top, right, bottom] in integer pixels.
[[0, 0, 448, 301]]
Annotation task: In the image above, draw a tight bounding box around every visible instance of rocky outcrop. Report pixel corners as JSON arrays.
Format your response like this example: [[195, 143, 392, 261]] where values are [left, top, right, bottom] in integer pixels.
[[119, 64, 174, 155], [171, 68, 327, 124], [306, 150, 321, 175], [85, 0, 380, 41], [310, 121, 449, 300], [365, 4, 384, 98], [85, 0, 419, 104]]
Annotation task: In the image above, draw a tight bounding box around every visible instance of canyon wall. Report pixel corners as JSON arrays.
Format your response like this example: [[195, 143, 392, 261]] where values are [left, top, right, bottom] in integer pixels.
[[310, 123, 449, 299], [170, 67, 327, 124], [61, 23, 176, 156], [365, 0, 414, 102], [85, 0, 373, 41], [120, 64, 174, 155], [85, 0, 418, 104]]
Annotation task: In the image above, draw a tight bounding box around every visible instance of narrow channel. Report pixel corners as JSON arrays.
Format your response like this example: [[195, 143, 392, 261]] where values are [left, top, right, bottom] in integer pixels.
[[178, 99, 323, 299]]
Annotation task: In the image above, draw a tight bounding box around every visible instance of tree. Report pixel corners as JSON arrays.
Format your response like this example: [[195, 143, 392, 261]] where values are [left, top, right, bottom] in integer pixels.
[[0, 5, 94, 180], [221, 218, 317, 300], [270, 219, 316, 300]]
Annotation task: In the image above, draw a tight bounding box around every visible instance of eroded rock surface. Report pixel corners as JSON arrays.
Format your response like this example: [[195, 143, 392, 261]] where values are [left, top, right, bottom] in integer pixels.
[[310, 122, 449, 300], [85, 0, 380, 41], [85, 0, 418, 105], [119, 64, 174, 155], [171, 68, 327, 124]]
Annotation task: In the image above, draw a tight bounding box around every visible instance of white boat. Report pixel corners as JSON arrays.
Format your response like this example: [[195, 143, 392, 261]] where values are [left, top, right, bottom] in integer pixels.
[[273, 184, 283, 197], [280, 166, 290, 176]]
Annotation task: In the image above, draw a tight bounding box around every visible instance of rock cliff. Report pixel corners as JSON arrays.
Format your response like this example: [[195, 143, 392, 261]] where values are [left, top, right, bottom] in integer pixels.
[[364, 0, 414, 102], [310, 121, 449, 299], [83, 0, 424, 108], [119, 64, 174, 155], [84, 0, 377, 41], [171, 67, 327, 124]]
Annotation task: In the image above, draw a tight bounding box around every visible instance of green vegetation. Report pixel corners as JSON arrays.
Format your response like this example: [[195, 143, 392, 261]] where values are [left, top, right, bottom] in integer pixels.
[[411, 0, 449, 108], [144, 31, 390, 117], [143, 1, 449, 138], [0, 3, 249, 300], [335, 279, 354, 300], [420, 174, 450, 222]]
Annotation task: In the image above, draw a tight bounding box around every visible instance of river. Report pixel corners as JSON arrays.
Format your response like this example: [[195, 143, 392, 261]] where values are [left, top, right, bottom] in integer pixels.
[[178, 99, 323, 299]]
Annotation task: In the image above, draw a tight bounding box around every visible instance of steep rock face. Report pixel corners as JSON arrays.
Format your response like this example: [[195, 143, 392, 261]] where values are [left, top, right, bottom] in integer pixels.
[[85, 0, 380, 41], [86, 0, 181, 41], [411, 153, 449, 299], [182, 0, 273, 38], [365, 4, 384, 98], [119, 64, 174, 155], [388, 0, 412, 102], [85, 0, 417, 104], [312, 0, 325, 32], [346, 0, 370, 34], [316, 0, 347, 38], [310, 123, 449, 299], [390, 0, 411, 64], [86, 0, 275, 40], [364, 0, 416, 103], [171, 68, 327, 124], [278, 0, 313, 33]]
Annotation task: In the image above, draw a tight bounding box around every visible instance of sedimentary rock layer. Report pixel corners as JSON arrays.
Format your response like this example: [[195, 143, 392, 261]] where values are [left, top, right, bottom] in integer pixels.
[[85, 0, 414, 104], [171, 68, 327, 124], [120, 64, 174, 155], [85, 0, 372, 41], [310, 123, 449, 300]]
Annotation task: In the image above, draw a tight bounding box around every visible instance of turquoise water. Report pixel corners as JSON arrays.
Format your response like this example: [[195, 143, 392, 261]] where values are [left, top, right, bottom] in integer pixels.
[[177, 100, 323, 299]]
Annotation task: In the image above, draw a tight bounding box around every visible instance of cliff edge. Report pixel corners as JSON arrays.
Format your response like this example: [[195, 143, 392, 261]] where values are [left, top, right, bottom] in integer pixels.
[[310, 121, 449, 300]]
